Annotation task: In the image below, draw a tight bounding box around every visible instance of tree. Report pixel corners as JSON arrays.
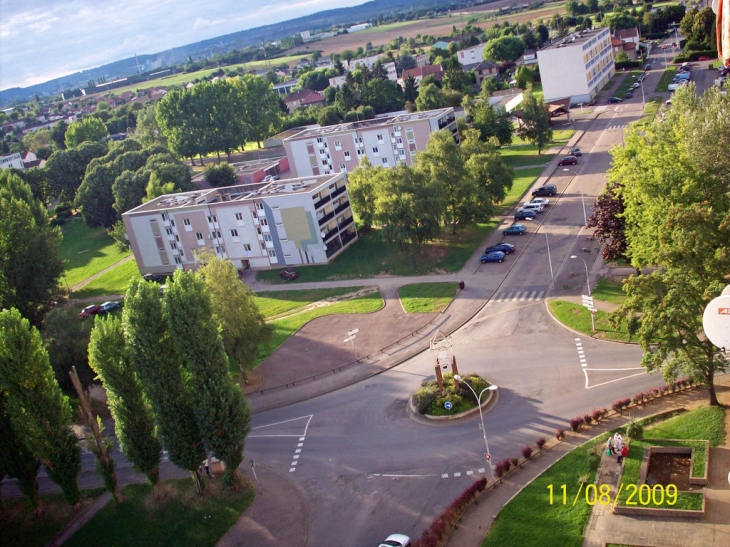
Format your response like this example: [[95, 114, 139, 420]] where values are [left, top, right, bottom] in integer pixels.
[[416, 83, 447, 111], [0, 391, 42, 515], [347, 156, 381, 230], [132, 105, 167, 148], [75, 163, 119, 227], [142, 173, 176, 202], [516, 91, 553, 154], [164, 271, 252, 485], [42, 305, 96, 395], [45, 141, 107, 202], [108, 220, 131, 252], [609, 86, 730, 406], [403, 75, 418, 104], [0, 309, 81, 507], [0, 172, 65, 326], [470, 102, 514, 146], [514, 65, 535, 89], [483, 36, 526, 63], [334, 83, 358, 113], [586, 180, 627, 261], [363, 78, 404, 114], [88, 315, 163, 497], [198, 256, 274, 380], [205, 163, 237, 188], [123, 280, 206, 491], [50, 120, 68, 150], [317, 106, 341, 126], [65, 117, 109, 148]]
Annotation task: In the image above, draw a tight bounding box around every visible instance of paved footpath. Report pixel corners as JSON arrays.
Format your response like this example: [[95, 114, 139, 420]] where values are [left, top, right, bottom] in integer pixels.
[[444, 376, 730, 547]]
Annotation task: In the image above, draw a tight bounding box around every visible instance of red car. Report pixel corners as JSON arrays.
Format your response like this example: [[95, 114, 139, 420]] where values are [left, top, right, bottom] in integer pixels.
[[698, 56, 710, 61], [279, 268, 299, 281], [79, 304, 101, 318], [557, 156, 578, 166]]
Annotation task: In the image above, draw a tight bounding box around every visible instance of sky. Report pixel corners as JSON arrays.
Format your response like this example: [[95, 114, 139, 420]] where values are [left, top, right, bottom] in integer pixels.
[[0, 0, 367, 91]]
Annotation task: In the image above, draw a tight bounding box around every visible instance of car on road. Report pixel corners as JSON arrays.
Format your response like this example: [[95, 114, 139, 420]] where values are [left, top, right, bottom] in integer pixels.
[[530, 197, 550, 207], [644, 64, 652, 71], [607, 96, 622, 103], [503, 224, 527, 236], [485, 243, 516, 255], [569, 147, 582, 156], [531, 184, 557, 197], [514, 209, 536, 220], [378, 533, 411, 547], [99, 301, 122, 313], [630, 82, 640, 89], [280, 268, 299, 281], [480, 250, 506, 263], [625, 91, 633, 99], [668, 80, 688, 91], [143, 272, 171, 283], [698, 55, 711, 61], [79, 304, 101, 319], [518, 202, 544, 214], [569, 102, 583, 109], [557, 155, 578, 166]]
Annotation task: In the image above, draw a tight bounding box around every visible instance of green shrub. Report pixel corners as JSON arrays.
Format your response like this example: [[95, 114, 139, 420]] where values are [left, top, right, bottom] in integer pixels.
[[626, 417, 644, 439]]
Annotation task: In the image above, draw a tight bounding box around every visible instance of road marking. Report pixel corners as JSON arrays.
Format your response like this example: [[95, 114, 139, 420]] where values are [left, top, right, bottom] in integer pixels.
[[493, 289, 546, 303], [575, 340, 587, 368], [466, 470, 474, 476], [478, 468, 486, 473], [250, 414, 313, 437], [442, 473, 449, 478], [454, 472, 461, 477], [584, 370, 647, 389]]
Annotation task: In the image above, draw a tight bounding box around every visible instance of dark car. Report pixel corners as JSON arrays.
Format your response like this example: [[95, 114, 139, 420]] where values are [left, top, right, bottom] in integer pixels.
[[569, 147, 582, 156], [485, 243, 516, 255], [644, 64, 652, 71], [531, 184, 557, 197], [569, 102, 583, 109], [557, 155, 578, 166], [280, 268, 299, 281], [503, 224, 527, 236], [99, 301, 122, 313], [143, 272, 171, 283], [625, 91, 633, 99], [480, 251, 506, 264], [514, 209, 536, 221], [79, 304, 101, 319], [607, 97, 623, 103]]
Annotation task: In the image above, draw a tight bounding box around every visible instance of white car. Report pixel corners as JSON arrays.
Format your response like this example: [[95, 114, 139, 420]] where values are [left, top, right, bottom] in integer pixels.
[[530, 197, 550, 207], [378, 534, 411, 547], [519, 202, 544, 214], [667, 80, 688, 91]]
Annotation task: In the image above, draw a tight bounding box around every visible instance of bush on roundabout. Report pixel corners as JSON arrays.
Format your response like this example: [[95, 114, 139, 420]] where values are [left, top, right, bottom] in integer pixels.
[[413, 372, 491, 416]]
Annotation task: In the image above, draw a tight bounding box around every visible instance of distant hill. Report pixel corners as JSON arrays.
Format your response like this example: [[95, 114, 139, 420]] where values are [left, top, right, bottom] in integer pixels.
[[1, 0, 462, 105]]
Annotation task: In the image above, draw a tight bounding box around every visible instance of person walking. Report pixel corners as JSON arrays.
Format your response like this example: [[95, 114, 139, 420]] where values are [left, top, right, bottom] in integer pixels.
[[618, 444, 628, 465], [606, 437, 615, 456]]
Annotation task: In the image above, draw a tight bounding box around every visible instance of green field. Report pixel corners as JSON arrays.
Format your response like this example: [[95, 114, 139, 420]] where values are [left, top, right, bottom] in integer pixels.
[[253, 286, 367, 318], [655, 68, 677, 92], [72, 258, 140, 298], [592, 277, 626, 305], [548, 300, 631, 342], [60, 218, 131, 288], [398, 282, 459, 313], [501, 167, 545, 211]]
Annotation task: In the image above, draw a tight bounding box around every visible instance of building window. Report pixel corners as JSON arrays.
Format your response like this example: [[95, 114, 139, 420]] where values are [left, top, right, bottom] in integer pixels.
[[170, 219, 175, 227], [357, 149, 363, 156], [212, 230, 221, 239], [267, 249, 277, 258], [166, 228, 174, 235], [207, 215, 217, 223], [372, 147, 379, 156], [322, 160, 328, 166], [235, 212, 243, 220], [183, 218, 191, 226], [344, 150, 351, 160], [334, 140, 341, 150], [175, 235, 180, 242], [195, 232, 204, 241], [260, 242, 266, 251], [316, 137, 323, 143], [161, 213, 168, 221], [170, 242, 177, 249], [255, 202, 264, 211], [260, 218, 268, 227], [243, 244, 252, 251], [377, 134, 384, 143], [406, 128, 415, 143], [339, 163, 346, 171], [174, 257, 183, 264], [230, 229, 238, 237], [381, 158, 388, 165], [263, 234, 272, 242]]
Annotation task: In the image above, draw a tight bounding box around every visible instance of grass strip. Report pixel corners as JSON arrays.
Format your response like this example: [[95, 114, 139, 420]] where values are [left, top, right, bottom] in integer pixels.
[[71, 258, 140, 299], [655, 68, 677, 92], [63, 479, 254, 547], [500, 167, 545, 212], [60, 219, 130, 287], [398, 282, 459, 313], [253, 286, 367, 319], [592, 277, 626, 304], [548, 300, 632, 342]]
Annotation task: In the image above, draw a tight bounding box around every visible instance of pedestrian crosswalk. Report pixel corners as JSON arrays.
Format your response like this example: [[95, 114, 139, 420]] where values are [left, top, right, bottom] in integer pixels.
[[606, 124, 628, 131], [492, 289, 546, 303]]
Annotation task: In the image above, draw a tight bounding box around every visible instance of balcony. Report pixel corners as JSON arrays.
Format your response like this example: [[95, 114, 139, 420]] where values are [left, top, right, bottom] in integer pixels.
[[323, 228, 339, 242], [438, 116, 456, 130], [334, 200, 350, 215], [331, 185, 347, 198], [313, 194, 332, 210], [338, 216, 354, 230], [325, 239, 343, 258], [341, 229, 358, 246], [318, 210, 335, 226]]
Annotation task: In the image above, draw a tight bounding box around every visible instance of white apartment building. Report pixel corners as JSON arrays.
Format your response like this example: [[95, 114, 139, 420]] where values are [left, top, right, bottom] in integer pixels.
[[456, 43, 487, 67], [537, 27, 615, 104], [343, 55, 398, 81], [0, 153, 24, 170], [282, 107, 459, 178], [123, 173, 357, 275]]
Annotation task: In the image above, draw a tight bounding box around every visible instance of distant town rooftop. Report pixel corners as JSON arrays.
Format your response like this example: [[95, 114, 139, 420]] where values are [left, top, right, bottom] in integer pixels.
[[540, 27, 608, 51]]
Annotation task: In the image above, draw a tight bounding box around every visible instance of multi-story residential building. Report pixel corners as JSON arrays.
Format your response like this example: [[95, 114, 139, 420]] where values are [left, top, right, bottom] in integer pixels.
[[456, 43, 487, 67], [0, 153, 24, 170], [282, 107, 458, 178], [122, 173, 357, 275], [537, 27, 614, 104]]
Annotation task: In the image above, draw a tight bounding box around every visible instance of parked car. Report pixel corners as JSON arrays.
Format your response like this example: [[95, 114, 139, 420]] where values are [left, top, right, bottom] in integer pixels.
[[378, 534, 411, 547], [485, 243, 516, 255], [530, 197, 550, 207], [644, 64, 652, 71], [79, 304, 101, 319], [514, 209, 536, 220], [698, 56, 711, 61], [569, 102, 583, 109], [280, 268, 299, 281], [607, 96, 623, 103], [557, 155, 578, 166], [480, 250, 506, 263], [518, 202, 544, 214], [143, 272, 171, 283], [503, 224, 527, 236], [569, 147, 582, 156], [531, 184, 557, 197], [630, 82, 640, 89], [99, 301, 122, 313], [625, 91, 633, 99], [668, 80, 688, 91]]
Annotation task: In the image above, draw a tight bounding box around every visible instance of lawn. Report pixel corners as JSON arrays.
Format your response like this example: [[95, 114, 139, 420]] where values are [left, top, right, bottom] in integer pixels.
[[634, 96, 662, 125], [483, 440, 599, 547], [253, 286, 367, 319], [548, 300, 632, 342], [254, 222, 498, 284], [0, 489, 105, 547], [500, 167, 544, 211], [72, 258, 141, 298], [397, 282, 459, 313], [592, 277, 626, 305], [63, 479, 254, 547], [615, 71, 644, 94], [655, 68, 677, 92], [645, 405, 726, 447], [499, 129, 574, 169], [60, 218, 131, 288]]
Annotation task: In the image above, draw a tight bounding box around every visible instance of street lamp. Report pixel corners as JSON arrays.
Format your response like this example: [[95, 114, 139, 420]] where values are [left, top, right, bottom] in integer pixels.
[[571, 254, 595, 332], [563, 167, 587, 226], [526, 216, 554, 288], [454, 375, 498, 480]]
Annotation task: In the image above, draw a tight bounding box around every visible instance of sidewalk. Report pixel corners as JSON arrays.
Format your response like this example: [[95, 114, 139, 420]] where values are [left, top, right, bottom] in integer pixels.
[[445, 376, 730, 547]]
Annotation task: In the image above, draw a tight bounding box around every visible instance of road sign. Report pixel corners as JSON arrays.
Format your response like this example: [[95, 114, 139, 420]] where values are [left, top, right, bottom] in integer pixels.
[[582, 295, 594, 306], [343, 336, 355, 343], [484, 453, 491, 461], [348, 328, 359, 336], [444, 401, 453, 410]]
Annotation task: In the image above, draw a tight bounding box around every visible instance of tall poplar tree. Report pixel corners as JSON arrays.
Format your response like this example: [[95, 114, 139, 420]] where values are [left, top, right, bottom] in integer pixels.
[[88, 315, 163, 497], [122, 280, 206, 491], [164, 271, 251, 485], [0, 308, 81, 507], [517, 90, 553, 154]]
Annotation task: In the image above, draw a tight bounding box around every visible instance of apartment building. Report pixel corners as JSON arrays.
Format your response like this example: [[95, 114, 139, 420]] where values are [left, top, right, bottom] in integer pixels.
[[122, 173, 357, 275], [282, 107, 458, 178], [537, 27, 614, 104]]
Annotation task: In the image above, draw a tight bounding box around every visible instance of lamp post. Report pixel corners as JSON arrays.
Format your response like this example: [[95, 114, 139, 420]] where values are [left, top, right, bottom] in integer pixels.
[[454, 375, 498, 480], [526, 217, 554, 288], [563, 167, 587, 226], [571, 254, 595, 332]]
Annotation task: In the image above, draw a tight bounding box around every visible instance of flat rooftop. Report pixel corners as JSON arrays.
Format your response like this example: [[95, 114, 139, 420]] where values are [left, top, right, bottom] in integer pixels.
[[540, 28, 608, 52]]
